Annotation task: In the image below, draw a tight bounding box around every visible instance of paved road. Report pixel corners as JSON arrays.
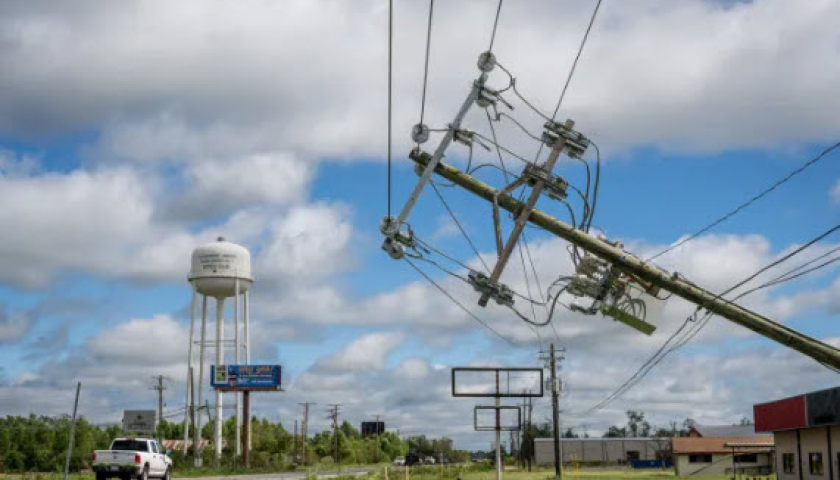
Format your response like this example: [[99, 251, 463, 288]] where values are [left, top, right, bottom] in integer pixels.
[[177, 468, 372, 480]]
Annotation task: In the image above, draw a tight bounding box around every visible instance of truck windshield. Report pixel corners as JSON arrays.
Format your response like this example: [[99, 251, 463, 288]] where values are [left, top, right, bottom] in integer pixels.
[[111, 440, 149, 452]]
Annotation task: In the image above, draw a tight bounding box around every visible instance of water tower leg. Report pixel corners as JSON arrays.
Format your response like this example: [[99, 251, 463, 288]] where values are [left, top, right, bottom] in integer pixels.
[[196, 295, 208, 467], [244, 290, 250, 364], [244, 290, 251, 451], [184, 287, 196, 456], [215, 297, 225, 465], [234, 279, 241, 460]]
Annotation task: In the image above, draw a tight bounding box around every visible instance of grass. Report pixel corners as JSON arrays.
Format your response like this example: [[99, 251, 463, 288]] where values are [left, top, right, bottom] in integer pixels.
[[0, 466, 778, 480]]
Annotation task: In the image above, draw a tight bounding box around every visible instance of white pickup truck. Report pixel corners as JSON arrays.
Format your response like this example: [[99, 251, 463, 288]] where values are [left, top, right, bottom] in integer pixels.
[[92, 438, 172, 480]]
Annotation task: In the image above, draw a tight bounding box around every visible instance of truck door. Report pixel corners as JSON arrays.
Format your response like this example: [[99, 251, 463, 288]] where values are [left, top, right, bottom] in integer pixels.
[[150, 441, 164, 475]]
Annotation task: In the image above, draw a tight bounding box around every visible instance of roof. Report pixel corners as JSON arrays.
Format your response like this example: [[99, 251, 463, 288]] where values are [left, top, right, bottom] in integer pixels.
[[534, 437, 667, 442], [673, 436, 774, 454], [689, 424, 759, 437]]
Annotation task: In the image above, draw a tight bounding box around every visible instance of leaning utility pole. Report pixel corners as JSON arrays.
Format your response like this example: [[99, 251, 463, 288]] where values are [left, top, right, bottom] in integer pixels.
[[404, 149, 840, 370], [328, 404, 342, 465], [63, 382, 81, 480]]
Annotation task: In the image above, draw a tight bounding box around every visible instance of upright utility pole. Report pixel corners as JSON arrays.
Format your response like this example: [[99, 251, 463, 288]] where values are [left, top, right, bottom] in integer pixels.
[[299, 402, 316, 464], [328, 404, 342, 465], [63, 382, 81, 480], [547, 345, 563, 480], [405, 150, 840, 370], [151, 375, 169, 440], [374, 414, 383, 463]]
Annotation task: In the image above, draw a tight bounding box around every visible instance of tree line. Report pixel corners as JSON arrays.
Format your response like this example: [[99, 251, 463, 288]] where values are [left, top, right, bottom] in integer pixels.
[[0, 415, 467, 473]]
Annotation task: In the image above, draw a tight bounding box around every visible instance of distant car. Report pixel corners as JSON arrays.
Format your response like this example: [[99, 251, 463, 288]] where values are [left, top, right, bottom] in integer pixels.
[[405, 452, 421, 467], [424, 456, 436, 465], [393, 456, 406, 466]]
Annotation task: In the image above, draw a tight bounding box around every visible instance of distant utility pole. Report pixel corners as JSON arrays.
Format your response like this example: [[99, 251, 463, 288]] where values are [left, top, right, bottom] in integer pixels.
[[328, 404, 342, 465], [374, 414, 383, 463], [294, 419, 299, 461], [63, 382, 81, 480], [541, 345, 564, 480], [299, 402, 316, 464], [151, 375, 170, 440]]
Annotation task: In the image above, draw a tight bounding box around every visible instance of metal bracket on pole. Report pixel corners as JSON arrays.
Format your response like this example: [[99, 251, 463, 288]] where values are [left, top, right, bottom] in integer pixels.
[[478, 120, 577, 307], [381, 69, 489, 258]]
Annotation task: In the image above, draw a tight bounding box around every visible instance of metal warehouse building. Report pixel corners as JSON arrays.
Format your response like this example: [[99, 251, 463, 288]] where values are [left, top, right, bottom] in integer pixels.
[[534, 437, 669, 465], [754, 386, 840, 480]]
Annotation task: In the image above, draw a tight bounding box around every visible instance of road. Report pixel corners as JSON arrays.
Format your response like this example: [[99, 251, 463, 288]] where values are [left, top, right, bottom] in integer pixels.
[[177, 468, 372, 480]]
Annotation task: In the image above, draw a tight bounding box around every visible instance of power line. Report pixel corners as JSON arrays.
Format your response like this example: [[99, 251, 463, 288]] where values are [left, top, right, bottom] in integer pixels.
[[418, 0, 435, 130], [579, 224, 840, 414], [535, 0, 604, 161], [387, 0, 393, 218], [487, 0, 505, 54], [648, 141, 840, 262], [403, 256, 517, 346], [550, 0, 603, 121], [430, 181, 491, 273]]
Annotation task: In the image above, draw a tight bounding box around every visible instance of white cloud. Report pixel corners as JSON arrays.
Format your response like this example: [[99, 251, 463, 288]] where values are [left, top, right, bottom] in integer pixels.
[[0, 0, 838, 160], [87, 315, 187, 366], [0, 305, 31, 343], [317, 332, 406, 372]]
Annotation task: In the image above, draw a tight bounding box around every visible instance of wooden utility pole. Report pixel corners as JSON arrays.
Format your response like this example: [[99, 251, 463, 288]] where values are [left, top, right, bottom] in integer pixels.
[[242, 391, 251, 468], [548, 345, 562, 480], [406, 150, 840, 370], [63, 382, 81, 480], [328, 404, 342, 465], [299, 402, 315, 465], [151, 375, 169, 440]]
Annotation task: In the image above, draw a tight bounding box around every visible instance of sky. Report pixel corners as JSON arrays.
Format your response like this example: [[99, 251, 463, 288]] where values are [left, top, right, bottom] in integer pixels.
[[0, 0, 839, 451]]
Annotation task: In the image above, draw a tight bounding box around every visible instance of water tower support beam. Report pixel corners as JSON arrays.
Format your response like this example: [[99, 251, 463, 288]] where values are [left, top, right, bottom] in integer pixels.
[[244, 291, 250, 365], [195, 295, 208, 467], [215, 297, 225, 464], [234, 278, 241, 459], [184, 286, 196, 456]]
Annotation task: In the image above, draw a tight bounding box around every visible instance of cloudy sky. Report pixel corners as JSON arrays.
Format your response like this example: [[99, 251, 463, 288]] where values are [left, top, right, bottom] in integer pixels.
[[0, 0, 839, 450]]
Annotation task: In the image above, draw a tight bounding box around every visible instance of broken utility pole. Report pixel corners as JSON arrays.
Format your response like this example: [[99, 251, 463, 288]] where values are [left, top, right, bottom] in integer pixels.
[[406, 148, 840, 370]]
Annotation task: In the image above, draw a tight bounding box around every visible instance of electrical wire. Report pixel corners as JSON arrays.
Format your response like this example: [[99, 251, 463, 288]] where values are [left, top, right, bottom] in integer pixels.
[[647, 141, 840, 262], [418, 0, 435, 131], [487, 0, 504, 54], [535, 0, 604, 161], [430, 181, 491, 273], [387, 0, 393, 218], [404, 256, 517, 346], [579, 224, 840, 414]]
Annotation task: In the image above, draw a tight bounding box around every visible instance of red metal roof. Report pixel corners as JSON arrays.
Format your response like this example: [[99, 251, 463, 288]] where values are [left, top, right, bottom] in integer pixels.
[[754, 394, 807, 432]]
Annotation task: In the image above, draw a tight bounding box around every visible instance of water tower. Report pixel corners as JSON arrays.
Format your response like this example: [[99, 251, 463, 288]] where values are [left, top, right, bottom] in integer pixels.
[[184, 237, 253, 466]]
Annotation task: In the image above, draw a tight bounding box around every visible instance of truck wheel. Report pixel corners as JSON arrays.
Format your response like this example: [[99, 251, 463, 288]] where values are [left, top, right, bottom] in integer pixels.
[[163, 467, 171, 480], [138, 465, 149, 480]]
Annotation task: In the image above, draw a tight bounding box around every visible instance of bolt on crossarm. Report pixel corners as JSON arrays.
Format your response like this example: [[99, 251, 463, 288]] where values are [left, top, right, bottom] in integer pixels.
[[407, 149, 840, 370]]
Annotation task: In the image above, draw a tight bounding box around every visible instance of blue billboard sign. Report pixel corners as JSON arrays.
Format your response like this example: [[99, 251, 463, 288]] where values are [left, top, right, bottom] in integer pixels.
[[211, 365, 282, 391]]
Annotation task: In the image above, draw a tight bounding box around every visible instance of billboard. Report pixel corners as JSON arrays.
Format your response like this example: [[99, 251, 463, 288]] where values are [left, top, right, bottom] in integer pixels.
[[211, 365, 282, 391], [361, 421, 385, 437], [451, 367, 544, 397], [123, 410, 157, 435], [806, 387, 840, 426]]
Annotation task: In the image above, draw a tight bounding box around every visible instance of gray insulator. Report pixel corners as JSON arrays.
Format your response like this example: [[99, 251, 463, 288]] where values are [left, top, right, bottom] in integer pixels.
[[477, 51, 496, 73], [411, 123, 430, 144]]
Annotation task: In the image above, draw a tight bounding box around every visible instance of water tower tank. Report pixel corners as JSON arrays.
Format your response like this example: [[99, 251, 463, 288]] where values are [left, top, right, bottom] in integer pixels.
[[188, 237, 253, 298]]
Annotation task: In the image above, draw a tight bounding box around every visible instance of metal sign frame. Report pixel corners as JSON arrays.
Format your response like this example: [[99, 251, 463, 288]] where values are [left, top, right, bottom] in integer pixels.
[[451, 367, 544, 398], [474, 406, 522, 432]]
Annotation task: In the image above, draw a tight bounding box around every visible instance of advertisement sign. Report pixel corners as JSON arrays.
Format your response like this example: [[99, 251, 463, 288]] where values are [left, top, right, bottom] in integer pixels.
[[123, 410, 157, 435], [211, 365, 282, 391]]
